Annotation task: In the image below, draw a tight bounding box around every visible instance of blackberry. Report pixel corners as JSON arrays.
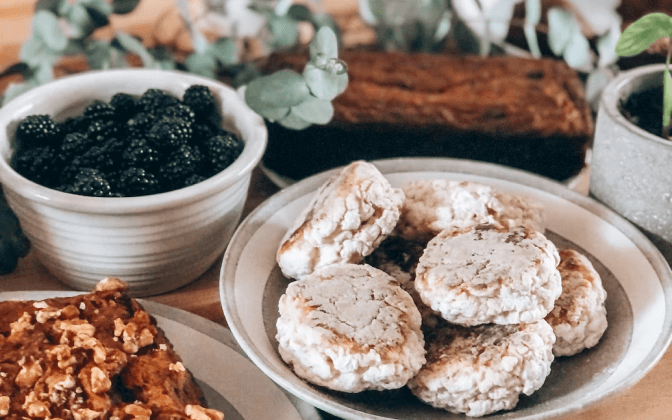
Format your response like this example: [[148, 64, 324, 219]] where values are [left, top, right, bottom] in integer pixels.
[[87, 120, 121, 142], [61, 168, 114, 197], [182, 85, 221, 126], [61, 137, 126, 183], [183, 173, 206, 188], [58, 116, 90, 137], [83, 101, 115, 121], [159, 144, 202, 188], [147, 116, 192, 151], [14, 115, 61, 148], [117, 167, 161, 196], [164, 104, 196, 126], [121, 138, 161, 171], [126, 112, 156, 138], [59, 132, 95, 162], [110, 93, 139, 121], [201, 132, 243, 176], [137, 88, 179, 113], [11, 145, 59, 187]]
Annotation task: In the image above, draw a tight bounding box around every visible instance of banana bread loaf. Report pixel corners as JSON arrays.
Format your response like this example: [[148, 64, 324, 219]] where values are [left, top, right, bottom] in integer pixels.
[[261, 50, 594, 182]]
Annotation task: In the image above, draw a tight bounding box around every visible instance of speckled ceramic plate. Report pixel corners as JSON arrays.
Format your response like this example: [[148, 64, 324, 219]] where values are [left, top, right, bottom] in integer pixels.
[[220, 157, 672, 420], [0, 292, 320, 420]]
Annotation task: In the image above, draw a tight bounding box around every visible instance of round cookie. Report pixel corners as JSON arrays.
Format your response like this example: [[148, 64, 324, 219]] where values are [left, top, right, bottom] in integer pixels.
[[395, 180, 546, 243], [408, 320, 555, 417], [545, 248, 608, 357], [275, 263, 426, 393], [395, 180, 499, 242], [276, 161, 404, 280], [364, 235, 441, 331], [415, 224, 562, 326]]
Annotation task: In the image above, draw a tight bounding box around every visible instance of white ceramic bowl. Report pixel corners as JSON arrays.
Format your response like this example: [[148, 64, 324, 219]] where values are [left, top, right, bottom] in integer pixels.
[[221, 158, 672, 420], [0, 69, 267, 296]]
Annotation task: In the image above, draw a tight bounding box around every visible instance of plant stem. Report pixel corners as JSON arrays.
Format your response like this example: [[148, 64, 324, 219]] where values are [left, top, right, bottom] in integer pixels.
[[663, 38, 672, 139]]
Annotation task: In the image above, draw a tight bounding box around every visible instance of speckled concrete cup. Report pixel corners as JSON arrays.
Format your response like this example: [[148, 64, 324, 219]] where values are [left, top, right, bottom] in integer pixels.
[[591, 64, 672, 266], [0, 69, 267, 296]]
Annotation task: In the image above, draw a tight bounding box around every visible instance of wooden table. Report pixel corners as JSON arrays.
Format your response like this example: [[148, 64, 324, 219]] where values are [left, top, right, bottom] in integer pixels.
[[1, 2, 671, 419]]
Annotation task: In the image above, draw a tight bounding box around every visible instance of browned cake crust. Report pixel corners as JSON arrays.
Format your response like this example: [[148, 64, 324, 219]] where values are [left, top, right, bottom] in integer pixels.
[[0, 278, 223, 420], [264, 50, 593, 137], [261, 49, 593, 182]]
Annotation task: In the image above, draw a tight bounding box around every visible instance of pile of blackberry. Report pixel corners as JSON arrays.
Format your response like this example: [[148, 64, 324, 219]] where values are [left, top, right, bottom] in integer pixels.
[[10, 85, 244, 197]]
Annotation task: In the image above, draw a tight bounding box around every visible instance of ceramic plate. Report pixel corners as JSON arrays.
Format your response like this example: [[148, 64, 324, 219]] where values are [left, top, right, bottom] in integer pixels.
[[0, 292, 321, 420], [220, 158, 672, 420]]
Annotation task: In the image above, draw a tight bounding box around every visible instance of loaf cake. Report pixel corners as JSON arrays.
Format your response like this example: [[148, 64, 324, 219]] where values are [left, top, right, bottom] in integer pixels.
[[0, 277, 224, 420], [261, 50, 594, 182]]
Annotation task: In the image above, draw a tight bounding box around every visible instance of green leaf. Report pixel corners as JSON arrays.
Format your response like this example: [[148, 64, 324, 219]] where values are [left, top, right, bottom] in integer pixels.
[[244, 69, 310, 110], [112, 0, 141, 15], [184, 51, 217, 78], [114, 32, 157, 68], [547, 7, 575, 56], [291, 96, 334, 124], [209, 38, 239, 67], [33, 10, 68, 52], [563, 30, 589, 68], [288, 4, 312, 22], [35, 0, 67, 15], [525, 0, 541, 25], [274, 0, 293, 16], [79, 0, 112, 17], [597, 22, 621, 67], [85, 40, 112, 70], [664, 65, 672, 129], [31, 63, 54, 85], [84, 5, 110, 28], [268, 15, 299, 50], [303, 63, 348, 100], [616, 13, 672, 57], [278, 108, 313, 130], [259, 105, 291, 121], [66, 3, 96, 38], [309, 26, 339, 60], [20, 35, 59, 68]]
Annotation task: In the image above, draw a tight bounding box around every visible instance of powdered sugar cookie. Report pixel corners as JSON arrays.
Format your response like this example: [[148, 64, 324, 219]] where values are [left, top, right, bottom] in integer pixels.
[[545, 248, 608, 357], [275, 263, 426, 393], [408, 320, 555, 417], [395, 180, 499, 242], [276, 161, 404, 280], [364, 235, 441, 331], [415, 224, 562, 325]]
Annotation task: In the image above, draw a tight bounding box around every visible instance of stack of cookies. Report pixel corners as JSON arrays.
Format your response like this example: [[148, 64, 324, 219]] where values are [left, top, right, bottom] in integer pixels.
[[274, 161, 608, 417]]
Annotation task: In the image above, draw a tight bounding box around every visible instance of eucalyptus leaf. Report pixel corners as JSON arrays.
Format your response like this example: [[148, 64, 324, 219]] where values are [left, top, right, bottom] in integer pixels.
[[62, 39, 85, 55], [585, 67, 614, 110], [525, 0, 541, 25], [85, 40, 112, 70], [84, 6, 110, 28], [19, 35, 59, 68], [184, 51, 217, 78], [309, 26, 339, 60], [547, 7, 575, 56], [209, 38, 239, 67], [114, 32, 157, 68], [244, 69, 310, 110], [288, 4, 312, 22], [303, 63, 348, 101], [274, 0, 293, 16], [563, 31, 589, 68], [33, 10, 68, 52], [79, 0, 113, 17], [523, 0, 541, 58], [66, 3, 96, 38], [291, 96, 334, 124], [32, 63, 54, 85], [616, 13, 672, 57], [523, 25, 541, 58], [278, 109, 313, 130], [259, 106, 291, 121], [112, 0, 142, 15], [597, 22, 621, 67], [268, 15, 299, 50], [35, 0, 66, 15]]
